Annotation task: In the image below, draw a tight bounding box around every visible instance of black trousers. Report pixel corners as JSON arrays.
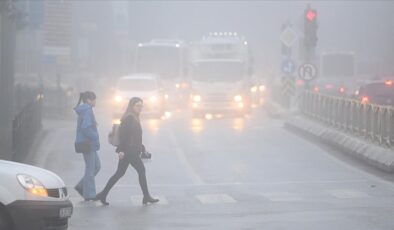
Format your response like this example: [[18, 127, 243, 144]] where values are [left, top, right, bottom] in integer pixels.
[[100, 152, 149, 198]]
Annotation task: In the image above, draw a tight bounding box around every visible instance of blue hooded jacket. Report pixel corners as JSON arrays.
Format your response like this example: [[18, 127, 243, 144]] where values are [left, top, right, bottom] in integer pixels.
[[74, 103, 100, 152]]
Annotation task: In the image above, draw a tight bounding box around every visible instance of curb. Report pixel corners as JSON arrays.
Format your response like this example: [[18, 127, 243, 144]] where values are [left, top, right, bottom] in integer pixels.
[[284, 116, 394, 173]]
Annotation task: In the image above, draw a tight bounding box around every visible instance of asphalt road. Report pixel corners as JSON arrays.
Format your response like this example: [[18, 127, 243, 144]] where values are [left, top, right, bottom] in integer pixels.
[[32, 105, 394, 230]]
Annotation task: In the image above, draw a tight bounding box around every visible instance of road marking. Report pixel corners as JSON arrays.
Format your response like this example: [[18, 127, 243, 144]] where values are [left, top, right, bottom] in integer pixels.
[[261, 192, 304, 202], [328, 189, 370, 199], [70, 197, 101, 208], [168, 131, 205, 185], [115, 179, 367, 188], [196, 194, 237, 204], [130, 195, 168, 206]]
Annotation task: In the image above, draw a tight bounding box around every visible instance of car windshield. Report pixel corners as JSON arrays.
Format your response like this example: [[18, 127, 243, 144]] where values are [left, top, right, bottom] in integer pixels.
[[117, 79, 157, 91], [191, 61, 244, 82]]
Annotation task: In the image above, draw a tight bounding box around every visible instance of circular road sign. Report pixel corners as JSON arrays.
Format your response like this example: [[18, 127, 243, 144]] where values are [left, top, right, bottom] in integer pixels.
[[298, 63, 318, 81], [281, 58, 296, 75]]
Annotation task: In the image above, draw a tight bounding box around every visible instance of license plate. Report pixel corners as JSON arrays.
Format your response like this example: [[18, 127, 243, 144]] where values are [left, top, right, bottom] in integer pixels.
[[59, 207, 72, 218]]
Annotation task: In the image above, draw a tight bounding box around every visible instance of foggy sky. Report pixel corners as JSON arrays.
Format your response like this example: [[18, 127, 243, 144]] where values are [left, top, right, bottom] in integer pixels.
[[72, 1, 394, 77]]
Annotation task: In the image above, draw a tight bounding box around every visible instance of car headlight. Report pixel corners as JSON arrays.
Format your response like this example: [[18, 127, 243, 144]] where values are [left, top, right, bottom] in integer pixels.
[[193, 95, 202, 102], [114, 95, 123, 103], [17, 174, 48, 197], [175, 83, 181, 89], [259, 85, 266, 92], [150, 96, 158, 103], [234, 95, 243, 102], [250, 86, 258, 93]]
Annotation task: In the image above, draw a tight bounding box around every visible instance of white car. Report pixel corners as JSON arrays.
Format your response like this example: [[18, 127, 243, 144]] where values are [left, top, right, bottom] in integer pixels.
[[112, 73, 166, 119], [0, 160, 73, 230]]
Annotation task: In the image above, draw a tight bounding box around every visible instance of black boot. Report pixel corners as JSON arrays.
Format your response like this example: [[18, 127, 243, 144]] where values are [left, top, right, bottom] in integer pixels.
[[94, 192, 109, 206], [142, 196, 159, 205]]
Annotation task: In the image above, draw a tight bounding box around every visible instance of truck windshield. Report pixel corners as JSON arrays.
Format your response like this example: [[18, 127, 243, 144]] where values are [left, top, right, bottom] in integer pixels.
[[136, 46, 181, 80], [321, 53, 355, 77], [117, 79, 157, 91], [192, 61, 244, 82]]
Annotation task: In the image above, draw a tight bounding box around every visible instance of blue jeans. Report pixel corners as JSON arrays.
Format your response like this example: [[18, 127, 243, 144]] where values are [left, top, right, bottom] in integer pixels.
[[76, 151, 101, 199]]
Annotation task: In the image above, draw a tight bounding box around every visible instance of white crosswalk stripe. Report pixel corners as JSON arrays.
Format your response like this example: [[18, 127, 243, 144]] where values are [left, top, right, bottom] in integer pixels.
[[196, 194, 237, 204], [69, 188, 377, 209], [261, 192, 304, 202], [328, 189, 370, 199], [130, 195, 169, 206]]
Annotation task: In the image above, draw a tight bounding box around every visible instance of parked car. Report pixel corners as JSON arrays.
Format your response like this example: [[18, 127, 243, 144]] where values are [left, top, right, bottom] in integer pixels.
[[112, 73, 166, 119], [355, 80, 394, 105], [0, 160, 73, 230]]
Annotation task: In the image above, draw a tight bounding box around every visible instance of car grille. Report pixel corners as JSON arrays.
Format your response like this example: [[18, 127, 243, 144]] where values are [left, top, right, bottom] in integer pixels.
[[47, 187, 68, 198], [203, 93, 232, 107]]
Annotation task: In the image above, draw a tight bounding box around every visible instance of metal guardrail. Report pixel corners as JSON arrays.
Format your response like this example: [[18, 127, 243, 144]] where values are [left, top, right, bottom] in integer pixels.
[[12, 94, 43, 162], [300, 91, 394, 147]]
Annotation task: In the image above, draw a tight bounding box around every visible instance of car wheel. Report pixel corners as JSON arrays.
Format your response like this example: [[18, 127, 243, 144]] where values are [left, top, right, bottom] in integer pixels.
[[0, 209, 12, 230]]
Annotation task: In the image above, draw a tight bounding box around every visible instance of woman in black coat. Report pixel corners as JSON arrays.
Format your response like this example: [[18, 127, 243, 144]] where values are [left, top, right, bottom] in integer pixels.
[[95, 97, 159, 205]]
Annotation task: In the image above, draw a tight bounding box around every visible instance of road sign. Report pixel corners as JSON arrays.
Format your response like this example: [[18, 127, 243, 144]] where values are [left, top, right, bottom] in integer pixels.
[[281, 58, 296, 75], [280, 27, 298, 48], [298, 63, 318, 81], [281, 78, 296, 96]]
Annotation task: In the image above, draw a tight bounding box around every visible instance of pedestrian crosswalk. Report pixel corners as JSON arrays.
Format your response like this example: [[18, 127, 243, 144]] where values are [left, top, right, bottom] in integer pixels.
[[69, 187, 386, 208]]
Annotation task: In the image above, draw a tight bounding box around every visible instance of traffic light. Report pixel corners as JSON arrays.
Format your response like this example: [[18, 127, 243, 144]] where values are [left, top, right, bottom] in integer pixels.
[[304, 7, 318, 49]]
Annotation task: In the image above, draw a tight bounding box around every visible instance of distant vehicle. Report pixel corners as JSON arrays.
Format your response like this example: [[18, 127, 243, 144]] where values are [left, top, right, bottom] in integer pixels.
[[355, 80, 394, 105], [189, 32, 254, 118], [320, 51, 355, 79], [135, 40, 190, 107], [311, 79, 348, 97], [112, 74, 166, 119], [314, 51, 356, 96], [0, 160, 73, 230], [249, 77, 267, 107]]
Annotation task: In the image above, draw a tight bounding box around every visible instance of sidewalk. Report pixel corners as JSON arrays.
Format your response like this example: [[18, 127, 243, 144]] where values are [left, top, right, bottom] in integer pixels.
[[267, 99, 394, 173], [24, 119, 75, 168]]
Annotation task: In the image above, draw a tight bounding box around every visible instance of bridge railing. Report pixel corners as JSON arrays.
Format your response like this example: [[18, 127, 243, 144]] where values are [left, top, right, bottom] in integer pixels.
[[299, 91, 394, 147]]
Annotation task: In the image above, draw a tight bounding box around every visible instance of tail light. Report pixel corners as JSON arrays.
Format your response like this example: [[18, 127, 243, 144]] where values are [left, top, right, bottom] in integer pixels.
[[361, 96, 369, 104], [313, 86, 319, 92], [385, 80, 393, 86], [339, 87, 346, 93]]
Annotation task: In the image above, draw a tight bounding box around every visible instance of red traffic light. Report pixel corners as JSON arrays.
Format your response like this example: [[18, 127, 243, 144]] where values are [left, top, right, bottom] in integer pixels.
[[306, 10, 317, 21]]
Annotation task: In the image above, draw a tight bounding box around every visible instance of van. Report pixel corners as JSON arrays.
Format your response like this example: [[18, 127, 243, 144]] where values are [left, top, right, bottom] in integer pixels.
[[0, 160, 73, 230]]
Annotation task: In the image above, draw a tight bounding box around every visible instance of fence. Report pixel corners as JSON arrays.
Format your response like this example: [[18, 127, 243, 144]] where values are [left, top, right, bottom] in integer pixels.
[[12, 89, 43, 162], [299, 91, 394, 147]]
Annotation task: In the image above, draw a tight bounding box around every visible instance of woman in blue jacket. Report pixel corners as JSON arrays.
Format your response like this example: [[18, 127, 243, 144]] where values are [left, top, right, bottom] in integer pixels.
[[74, 91, 101, 201]]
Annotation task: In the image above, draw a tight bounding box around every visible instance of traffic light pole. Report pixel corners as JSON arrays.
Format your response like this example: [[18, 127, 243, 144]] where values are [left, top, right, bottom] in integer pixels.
[[0, 3, 17, 160]]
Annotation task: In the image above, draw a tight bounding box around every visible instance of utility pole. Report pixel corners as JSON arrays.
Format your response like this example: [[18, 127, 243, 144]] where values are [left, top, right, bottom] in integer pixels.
[[0, 0, 17, 160]]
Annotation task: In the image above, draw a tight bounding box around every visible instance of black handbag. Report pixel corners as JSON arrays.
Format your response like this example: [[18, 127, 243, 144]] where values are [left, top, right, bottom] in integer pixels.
[[74, 141, 91, 153]]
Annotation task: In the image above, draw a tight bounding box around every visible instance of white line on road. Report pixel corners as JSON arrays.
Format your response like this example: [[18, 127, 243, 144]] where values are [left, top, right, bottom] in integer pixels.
[[114, 179, 367, 188], [196, 194, 237, 204], [328, 189, 370, 199], [168, 131, 205, 185], [130, 195, 169, 206], [261, 192, 304, 202]]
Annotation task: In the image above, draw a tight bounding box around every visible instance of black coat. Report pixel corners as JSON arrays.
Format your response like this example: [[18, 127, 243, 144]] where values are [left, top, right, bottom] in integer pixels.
[[116, 115, 142, 155]]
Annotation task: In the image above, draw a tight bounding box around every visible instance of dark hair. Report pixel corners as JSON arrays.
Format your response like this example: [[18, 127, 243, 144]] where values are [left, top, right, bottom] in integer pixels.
[[76, 91, 96, 107], [121, 97, 143, 120]]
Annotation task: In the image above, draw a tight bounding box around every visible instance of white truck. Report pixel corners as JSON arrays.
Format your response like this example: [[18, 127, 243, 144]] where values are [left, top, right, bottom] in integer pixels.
[[0, 160, 73, 230], [134, 40, 190, 107], [314, 51, 356, 96], [190, 33, 253, 118]]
